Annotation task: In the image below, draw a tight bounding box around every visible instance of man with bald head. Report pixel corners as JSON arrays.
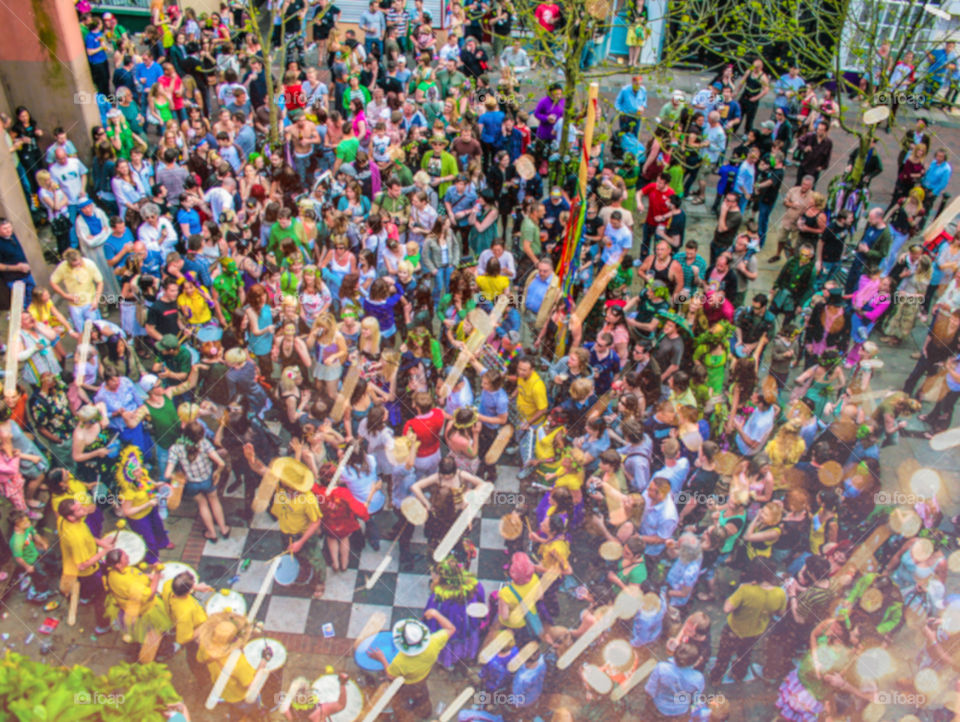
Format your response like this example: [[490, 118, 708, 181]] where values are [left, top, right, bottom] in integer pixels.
[[845, 206, 891, 294]]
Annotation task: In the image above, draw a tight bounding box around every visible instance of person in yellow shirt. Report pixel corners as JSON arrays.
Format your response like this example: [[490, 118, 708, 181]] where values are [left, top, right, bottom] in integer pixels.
[[514, 358, 549, 479], [117, 446, 171, 564], [177, 275, 225, 328], [27, 287, 77, 361], [532, 515, 572, 621], [543, 445, 585, 503], [56, 498, 113, 634], [48, 468, 102, 537], [195, 611, 272, 710], [245, 446, 327, 600], [366, 612, 455, 722], [49, 248, 104, 332], [162, 570, 212, 679], [102, 548, 172, 646], [495, 552, 543, 647], [475, 256, 510, 304]]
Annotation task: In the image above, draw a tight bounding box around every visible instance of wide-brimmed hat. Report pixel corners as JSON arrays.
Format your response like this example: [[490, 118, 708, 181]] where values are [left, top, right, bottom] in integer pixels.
[[269, 457, 315, 493], [392, 618, 431, 657], [196, 611, 251, 660], [429, 134, 449, 147], [156, 334, 180, 352]]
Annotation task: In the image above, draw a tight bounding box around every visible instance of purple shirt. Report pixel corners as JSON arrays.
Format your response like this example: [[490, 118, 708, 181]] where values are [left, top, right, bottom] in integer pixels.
[[534, 96, 564, 141]]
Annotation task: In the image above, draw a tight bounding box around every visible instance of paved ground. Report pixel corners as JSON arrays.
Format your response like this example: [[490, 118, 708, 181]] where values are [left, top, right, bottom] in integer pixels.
[[2, 69, 960, 721]]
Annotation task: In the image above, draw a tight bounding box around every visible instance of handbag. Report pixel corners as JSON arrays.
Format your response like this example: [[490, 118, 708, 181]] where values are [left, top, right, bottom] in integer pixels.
[[50, 214, 71, 237], [507, 583, 544, 637]]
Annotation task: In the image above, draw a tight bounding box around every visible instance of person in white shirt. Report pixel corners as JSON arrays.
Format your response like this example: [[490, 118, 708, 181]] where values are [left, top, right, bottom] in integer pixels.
[[49, 147, 89, 249], [203, 177, 236, 222], [439, 35, 461, 64], [477, 239, 516, 279], [136, 203, 178, 263], [499, 41, 531, 76]]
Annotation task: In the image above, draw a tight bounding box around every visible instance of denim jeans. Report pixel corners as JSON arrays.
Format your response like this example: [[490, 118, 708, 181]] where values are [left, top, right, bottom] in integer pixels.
[[433, 265, 452, 304], [293, 152, 313, 186], [68, 304, 102, 333], [68, 203, 80, 249], [757, 200, 773, 247], [364, 37, 382, 57]]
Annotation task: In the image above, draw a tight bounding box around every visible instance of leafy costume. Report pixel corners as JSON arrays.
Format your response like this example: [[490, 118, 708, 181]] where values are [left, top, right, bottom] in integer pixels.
[[213, 259, 242, 324]]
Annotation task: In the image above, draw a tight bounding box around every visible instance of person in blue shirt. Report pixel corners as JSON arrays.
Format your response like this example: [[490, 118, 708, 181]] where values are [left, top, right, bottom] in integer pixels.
[[134, 55, 163, 114], [923, 148, 952, 212], [601, 212, 632, 266], [443, 175, 478, 251], [774, 66, 805, 112], [716, 86, 741, 132], [615, 75, 648, 137], [183, 234, 214, 290], [103, 216, 134, 277], [175, 194, 202, 237], [733, 148, 759, 214], [477, 96, 505, 172], [511, 650, 546, 710], [85, 17, 110, 96], [477, 369, 509, 481], [644, 643, 705, 718], [925, 41, 957, 99]]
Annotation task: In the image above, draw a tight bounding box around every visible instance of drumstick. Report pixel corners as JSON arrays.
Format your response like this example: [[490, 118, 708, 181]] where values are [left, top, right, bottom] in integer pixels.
[[331, 363, 361, 422], [573, 263, 618, 324], [3, 281, 23, 399], [437, 686, 476, 722], [478, 629, 514, 665], [433, 482, 493, 563], [353, 612, 388, 649], [278, 677, 310, 715], [506, 641, 540, 673], [208, 554, 282, 710], [362, 676, 405, 722], [610, 658, 657, 702], [556, 606, 618, 670], [74, 320, 93, 388], [166, 471, 185, 511], [439, 296, 508, 398], [67, 579, 80, 626], [327, 441, 357, 493], [483, 424, 514, 466], [111, 519, 127, 543], [244, 661, 272, 704]]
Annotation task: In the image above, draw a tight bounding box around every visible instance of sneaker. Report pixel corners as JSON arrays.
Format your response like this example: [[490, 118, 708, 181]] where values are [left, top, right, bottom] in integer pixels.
[[94, 624, 112, 635], [517, 467, 534, 480]]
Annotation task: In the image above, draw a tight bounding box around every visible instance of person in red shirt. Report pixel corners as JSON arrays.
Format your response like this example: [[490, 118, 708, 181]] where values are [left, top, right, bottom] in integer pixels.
[[403, 391, 445, 478], [636, 172, 676, 258], [535, 2, 560, 31], [158, 62, 185, 120], [283, 69, 306, 112]]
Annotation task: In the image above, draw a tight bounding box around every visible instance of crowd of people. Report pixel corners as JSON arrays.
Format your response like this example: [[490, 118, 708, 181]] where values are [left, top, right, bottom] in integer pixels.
[[1, 0, 960, 720]]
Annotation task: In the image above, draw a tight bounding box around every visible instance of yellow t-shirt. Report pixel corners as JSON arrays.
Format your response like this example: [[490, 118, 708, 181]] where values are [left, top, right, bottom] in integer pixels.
[[476, 274, 509, 302], [107, 566, 155, 616], [178, 289, 213, 325], [499, 575, 541, 629], [28, 299, 65, 330], [516, 373, 548, 423], [58, 517, 99, 578], [51, 477, 94, 523], [726, 583, 787, 638], [539, 538, 571, 574], [161, 579, 208, 645], [201, 650, 256, 703], [270, 489, 322, 536], [118, 480, 155, 520], [534, 426, 564, 462], [554, 470, 584, 492], [386, 629, 450, 684], [50, 259, 103, 307]]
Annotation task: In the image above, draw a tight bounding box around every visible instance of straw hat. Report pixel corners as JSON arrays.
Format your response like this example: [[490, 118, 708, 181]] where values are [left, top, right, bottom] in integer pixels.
[[817, 461, 844, 487], [515, 154, 536, 180], [715, 451, 740, 476], [269, 457, 315, 493], [599, 541, 623, 561], [196, 611, 251, 660], [499, 511, 524, 541], [429, 134, 449, 148], [859, 587, 883, 613], [392, 618, 431, 657], [639, 592, 662, 614], [391, 434, 419, 466]]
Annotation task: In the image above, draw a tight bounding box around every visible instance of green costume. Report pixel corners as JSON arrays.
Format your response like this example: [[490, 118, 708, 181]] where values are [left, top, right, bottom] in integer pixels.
[[213, 260, 242, 324]]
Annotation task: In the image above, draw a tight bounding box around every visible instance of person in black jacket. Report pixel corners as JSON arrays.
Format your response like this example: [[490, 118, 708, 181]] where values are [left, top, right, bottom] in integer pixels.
[[459, 37, 489, 79]]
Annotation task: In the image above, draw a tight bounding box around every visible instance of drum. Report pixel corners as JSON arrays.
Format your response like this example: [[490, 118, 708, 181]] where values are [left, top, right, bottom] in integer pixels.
[[275, 554, 304, 586], [353, 630, 397, 671], [311, 675, 364, 722], [244, 638, 288, 672], [158, 562, 196, 589], [205, 589, 248, 616], [114, 530, 146, 566]]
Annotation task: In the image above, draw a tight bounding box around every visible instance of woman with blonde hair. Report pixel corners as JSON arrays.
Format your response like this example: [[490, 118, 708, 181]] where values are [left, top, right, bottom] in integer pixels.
[[356, 316, 382, 375], [278, 366, 310, 435], [309, 311, 348, 400], [445, 407, 480, 473], [368, 348, 402, 426], [743, 500, 784, 560], [35, 170, 72, 255]]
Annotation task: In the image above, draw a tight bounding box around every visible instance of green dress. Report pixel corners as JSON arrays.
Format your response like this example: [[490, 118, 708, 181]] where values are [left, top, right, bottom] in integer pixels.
[[695, 347, 728, 395], [804, 378, 834, 418], [468, 207, 498, 257]]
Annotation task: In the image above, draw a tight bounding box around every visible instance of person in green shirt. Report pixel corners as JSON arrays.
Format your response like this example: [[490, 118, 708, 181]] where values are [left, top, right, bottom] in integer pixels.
[[518, 202, 545, 279], [420, 135, 459, 198], [105, 109, 144, 161], [608, 535, 648, 595], [267, 208, 306, 258], [371, 178, 412, 235], [10, 511, 54, 601], [436, 59, 467, 100], [334, 121, 360, 172]]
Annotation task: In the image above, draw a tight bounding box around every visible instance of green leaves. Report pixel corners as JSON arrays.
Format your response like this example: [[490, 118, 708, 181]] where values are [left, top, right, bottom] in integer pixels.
[[0, 653, 180, 722]]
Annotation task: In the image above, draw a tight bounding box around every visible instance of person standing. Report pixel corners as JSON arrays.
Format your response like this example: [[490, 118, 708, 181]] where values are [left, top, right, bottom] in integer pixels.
[[57, 498, 113, 635], [708, 562, 786, 684], [844, 207, 891, 295], [922, 148, 952, 215], [636, 173, 676, 259], [795, 120, 832, 186], [85, 17, 111, 96], [514, 358, 549, 477], [0, 218, 36, 300], [645, 643, 706, 721], [49, 248, 103, 331], [615, 75, 648, 137], [735, 58, 769, 134], [754, 151, 784, 249], [48, 148, 89, 250], [360, 1, 386, 57], [767, 174, 813, 263]]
